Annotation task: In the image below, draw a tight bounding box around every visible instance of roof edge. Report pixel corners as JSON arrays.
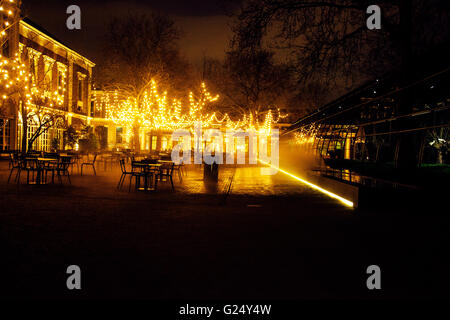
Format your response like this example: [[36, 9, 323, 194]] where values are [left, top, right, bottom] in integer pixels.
[[20, 18, 96, 68]]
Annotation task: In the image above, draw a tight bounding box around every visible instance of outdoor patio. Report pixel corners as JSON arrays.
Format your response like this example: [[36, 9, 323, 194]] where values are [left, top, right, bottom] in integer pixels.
[[1, 158, 449, 299]]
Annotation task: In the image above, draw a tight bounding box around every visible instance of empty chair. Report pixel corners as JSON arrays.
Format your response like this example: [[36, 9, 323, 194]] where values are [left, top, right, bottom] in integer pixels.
[[172, 163, 183, 182], [56, 158, 71, 184], [17, 157, 40, 184], [42, 158, 58, 184], [67, 153, 80, 174], [7, 153, 21, 184], [81, 154, 97, 176], [117, 159, 133, 190], [129, 161, 148, 192], [156, 163, 175, 191]]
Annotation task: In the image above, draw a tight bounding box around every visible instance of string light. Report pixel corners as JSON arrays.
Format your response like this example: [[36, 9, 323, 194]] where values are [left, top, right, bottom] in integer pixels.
[[294, 124, 319, 145], [0, 53, 67, 123], [0, 0, 17, 40], [101, 80, 288, 148]]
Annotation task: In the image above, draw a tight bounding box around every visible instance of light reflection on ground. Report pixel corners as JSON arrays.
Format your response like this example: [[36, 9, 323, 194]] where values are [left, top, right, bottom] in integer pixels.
[[178, 165, 312, 196]]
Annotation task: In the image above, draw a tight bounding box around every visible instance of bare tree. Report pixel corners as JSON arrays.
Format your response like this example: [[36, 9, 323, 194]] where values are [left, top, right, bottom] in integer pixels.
[[96, 12, 191, 150], [232, 0, 450, 168], [203, 48, 297, 121], [231, 0, 450, 89]]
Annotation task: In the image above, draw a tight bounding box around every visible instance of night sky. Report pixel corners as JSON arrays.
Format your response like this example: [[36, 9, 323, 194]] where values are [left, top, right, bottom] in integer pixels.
[[21, 0, 235, 65]]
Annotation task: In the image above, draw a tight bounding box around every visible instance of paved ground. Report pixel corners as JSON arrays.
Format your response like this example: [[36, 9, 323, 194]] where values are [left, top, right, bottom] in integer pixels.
[[0, 159, 449, 300]]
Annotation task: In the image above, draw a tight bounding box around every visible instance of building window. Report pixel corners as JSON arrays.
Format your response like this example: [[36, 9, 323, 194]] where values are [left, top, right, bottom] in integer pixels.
[[90, 101, 95, 117], [152, 136, 157, 151], [56, 62, 67, 97], [78, 78, 83, 101], [161, 137, 168, 151], [58, 70, 64, 93], [43, 56, 55, 92], [116, 127, 123, 144], [44, 64, 52, 90], [31, 57, 37, 84], [77, 72, 87, 103]]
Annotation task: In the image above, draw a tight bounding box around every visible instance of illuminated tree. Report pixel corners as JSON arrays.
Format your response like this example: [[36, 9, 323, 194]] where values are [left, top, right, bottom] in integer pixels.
[[105, 80, 184, 149], [0, 0, 20, 150], [103, 78, 287, 152], [1, 1, 67, 152], [428, 128, 449, 164], [0, 51, 67, 152], [0, 0, 20, 44], [97, 12, 191, 150]]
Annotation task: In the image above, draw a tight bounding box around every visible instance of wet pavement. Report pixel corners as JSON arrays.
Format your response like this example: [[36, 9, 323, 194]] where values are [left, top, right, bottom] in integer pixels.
[[0, 161, 449, 299]]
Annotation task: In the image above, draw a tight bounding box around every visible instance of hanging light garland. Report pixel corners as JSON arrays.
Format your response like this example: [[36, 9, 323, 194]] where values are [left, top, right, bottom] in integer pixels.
[[103, 80, 288, 137], [0, 0, 17, 39], [293, 124, 319, 145], [0, 53, 67, 114]]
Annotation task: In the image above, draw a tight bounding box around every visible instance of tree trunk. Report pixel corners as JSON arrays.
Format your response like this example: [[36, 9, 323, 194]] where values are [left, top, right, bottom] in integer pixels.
[[437, 149, 443, 164], [133, 125, 141, 152]]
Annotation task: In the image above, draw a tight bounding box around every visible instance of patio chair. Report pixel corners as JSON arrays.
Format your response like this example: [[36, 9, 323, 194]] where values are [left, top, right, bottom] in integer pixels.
[[7, 153, 21, 184], [81, 153, 97, 176], [42, 158, 58, 184], [156, 163, 175, 191], [129, 161, 150, 192], [16, 157, 40, 184], [2, 152, 13, 169], [67, 152, 80, 174], [56, 158, 71, 184], [172, 163, 183, 182], [117, 159, 133, 190]]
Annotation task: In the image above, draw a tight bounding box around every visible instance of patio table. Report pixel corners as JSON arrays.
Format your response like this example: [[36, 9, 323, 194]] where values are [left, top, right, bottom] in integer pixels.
[[132, 162, 162, 191], [59, 154, 79, 174], [26, 158, 58, 185]]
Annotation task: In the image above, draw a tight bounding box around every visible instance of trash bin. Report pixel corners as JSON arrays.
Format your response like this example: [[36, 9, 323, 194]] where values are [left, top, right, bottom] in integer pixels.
[[204, 162, 219, 182]]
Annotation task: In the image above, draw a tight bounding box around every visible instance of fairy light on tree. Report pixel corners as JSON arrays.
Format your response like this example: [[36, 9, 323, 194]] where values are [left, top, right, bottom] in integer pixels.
[[0, 0, 68, 152], [294, 124, 319, 145], [105, 80, 187, 149], [0, 0, 19, 41], [0, 50, 67, 151], [103, 79, 288, 150]]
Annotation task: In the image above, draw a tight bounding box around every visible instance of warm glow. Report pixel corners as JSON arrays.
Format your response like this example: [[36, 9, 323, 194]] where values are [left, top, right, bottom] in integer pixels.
[[101, 80, 288, 147], [259, 159, 354, 208], [294, 124, 319, 145]]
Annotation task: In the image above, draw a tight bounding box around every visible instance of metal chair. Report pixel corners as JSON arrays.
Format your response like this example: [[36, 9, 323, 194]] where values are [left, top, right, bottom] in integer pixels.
[[117, 159, 133, 190], [156, 163, 175, 191], [7, 153, 21, 184], [56, 158, 71, 184], [81, 153, 97, 176], [17, 157, 40, 184], [129, 161, 148, 192], [172, 164, 183, 182], [67, 153, 80, 174]]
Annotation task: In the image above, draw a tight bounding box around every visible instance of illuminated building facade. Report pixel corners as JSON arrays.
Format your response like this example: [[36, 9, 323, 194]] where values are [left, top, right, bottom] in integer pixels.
[[0, 16, 97, 151]]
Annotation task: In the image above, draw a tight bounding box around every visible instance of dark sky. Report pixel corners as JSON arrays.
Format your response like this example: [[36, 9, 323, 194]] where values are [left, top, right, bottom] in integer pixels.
[[21, 0, 235, 65]]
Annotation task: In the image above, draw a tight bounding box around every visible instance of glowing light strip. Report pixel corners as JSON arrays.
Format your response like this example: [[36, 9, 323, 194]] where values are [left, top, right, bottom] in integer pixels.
[[259, 160, 354, 208]]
